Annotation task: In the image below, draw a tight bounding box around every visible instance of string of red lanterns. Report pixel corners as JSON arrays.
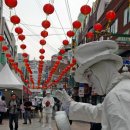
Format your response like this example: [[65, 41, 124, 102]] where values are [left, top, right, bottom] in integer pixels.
[[35, 2, 55, 89], [47, 58, 76, 88]]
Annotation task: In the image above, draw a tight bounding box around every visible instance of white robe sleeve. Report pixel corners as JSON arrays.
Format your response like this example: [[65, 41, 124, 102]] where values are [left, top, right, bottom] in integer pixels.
[[69, 101, 102, 123]]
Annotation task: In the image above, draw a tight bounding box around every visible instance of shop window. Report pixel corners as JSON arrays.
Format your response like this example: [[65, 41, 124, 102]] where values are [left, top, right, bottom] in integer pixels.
[[124, 7, 130, 26], [110, 19, 118, 33]]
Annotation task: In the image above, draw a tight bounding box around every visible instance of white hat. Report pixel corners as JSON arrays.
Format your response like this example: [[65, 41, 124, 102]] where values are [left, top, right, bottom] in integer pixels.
[[74, 40, 123, 83], [46, 89, 51, 94]]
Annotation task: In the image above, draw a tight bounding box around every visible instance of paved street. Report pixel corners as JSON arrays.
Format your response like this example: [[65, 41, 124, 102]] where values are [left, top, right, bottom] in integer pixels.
[[0, 118, 90, 130]]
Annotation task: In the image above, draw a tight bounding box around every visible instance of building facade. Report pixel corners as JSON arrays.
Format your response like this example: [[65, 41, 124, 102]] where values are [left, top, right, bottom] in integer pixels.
[[0, 0, 17, 66]]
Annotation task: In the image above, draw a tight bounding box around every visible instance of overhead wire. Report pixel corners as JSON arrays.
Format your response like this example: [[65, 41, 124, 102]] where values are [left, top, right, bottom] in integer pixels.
[[39, 0, 68, 39], [35, 0, 63, 45], [65, 0, 73, 29], [54, 9, 68, 39], [3, 7, 58, 55]]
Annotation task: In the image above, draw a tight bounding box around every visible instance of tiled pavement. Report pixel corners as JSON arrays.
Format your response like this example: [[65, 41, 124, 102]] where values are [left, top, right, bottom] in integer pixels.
[[0, 118, 90, 130]]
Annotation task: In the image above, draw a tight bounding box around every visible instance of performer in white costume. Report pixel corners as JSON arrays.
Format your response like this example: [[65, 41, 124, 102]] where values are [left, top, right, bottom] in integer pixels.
[[56, 40, 130, 130], [42, 89, 54, 129]]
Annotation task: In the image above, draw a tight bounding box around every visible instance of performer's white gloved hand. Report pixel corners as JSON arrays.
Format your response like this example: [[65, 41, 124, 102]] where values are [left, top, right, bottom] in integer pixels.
[[55, 89, 73, 115], [55, 89, 73, 103]]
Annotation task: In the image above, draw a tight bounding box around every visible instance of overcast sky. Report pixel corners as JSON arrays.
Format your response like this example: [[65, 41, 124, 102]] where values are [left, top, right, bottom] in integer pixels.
[[3, 0, 95, 60]]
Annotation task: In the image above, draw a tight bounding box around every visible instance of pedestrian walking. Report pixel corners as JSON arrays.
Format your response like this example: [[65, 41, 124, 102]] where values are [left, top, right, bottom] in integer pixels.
[[8, 94, 20, 130], [37, 99, 43, 122], [42, 89, 54, 129], [23, 97, 32, 124], [0, 96, 7, 124], [55, 40, 130, 130]]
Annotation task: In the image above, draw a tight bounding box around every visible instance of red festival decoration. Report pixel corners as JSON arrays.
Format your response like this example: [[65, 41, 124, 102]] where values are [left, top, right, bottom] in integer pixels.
[[43, 3, 54, 15], [22, 53, 28, 58], [0, 35, 4, 42], [4, 0, 17, 8], [10, 15, 20, 25], [106, 10, 116, 21], [67, 30, 75, 38], [72, 58, 76, 64], [2, 45, 8, 52], [41, 30, 48, 38], [6, 53, 11, 58], [40, 39, 46, 46], [39, 55, 44, 60], [80, 5, 91, 15], [15, 27, 23, 34], [18, 34, 25, 41], [42, 20, 51, 29], [73, 20, 81, 29], [20, 44, 26, 50], [39, 48, 45, 54], [86, 32, 94, 39], [94, 23, 103, 32], [57, 55, 62, 60], [63, 40, 69, 46], [59, 49, 66, 55]]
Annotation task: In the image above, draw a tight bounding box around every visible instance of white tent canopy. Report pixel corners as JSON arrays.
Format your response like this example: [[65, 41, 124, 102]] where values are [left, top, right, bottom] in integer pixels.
[[0, 63, 23, 89]]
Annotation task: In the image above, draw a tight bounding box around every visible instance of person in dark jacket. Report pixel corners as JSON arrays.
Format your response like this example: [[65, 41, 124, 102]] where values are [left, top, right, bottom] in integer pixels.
[[23, 97, 32, 124], [8, 94, 20, 130]]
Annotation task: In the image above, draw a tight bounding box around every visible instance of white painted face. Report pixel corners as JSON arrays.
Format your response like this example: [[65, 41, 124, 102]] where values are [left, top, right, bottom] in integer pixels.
[[84, 69, 104, 95]]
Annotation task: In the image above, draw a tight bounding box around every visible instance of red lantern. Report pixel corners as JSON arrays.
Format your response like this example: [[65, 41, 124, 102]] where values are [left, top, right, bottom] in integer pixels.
[[80, 5, 91, 15], [41, 30, 48, 38], [57, 55, 62, 60], [2, 45, 8, 52], [67, 30, 75, 38], [72, 58, 76, 64], [42, 20, 51, 29], [43, 3, 54, 15], [39, 60, 44, 64], [39, 48, 45, 54], [20, 44, 26, 50], [25, 79, 29, 83], [106, 10, 116, 21], [23, 59, 28, 63], [40, 39, 46, 46], [8, 58, 14, 63], [73, 20, 81, 29], [10, 15, 20, 25], [0, 35, 4, 42], [15, 27, 23, 34], [4, 0, 17, 8], [59, 49, 66, 55], [22, 53, 28, 58], [63, 40, 69, 46], [6, 53, 11, 58], [86, 32, 94, 39], [18, 34, 25, 41], [39, 55, 44, 60], [94, 23, 103, 32]]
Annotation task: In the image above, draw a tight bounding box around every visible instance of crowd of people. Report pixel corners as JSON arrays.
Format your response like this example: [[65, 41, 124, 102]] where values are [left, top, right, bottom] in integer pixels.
[[0, 85, 104, 130]]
